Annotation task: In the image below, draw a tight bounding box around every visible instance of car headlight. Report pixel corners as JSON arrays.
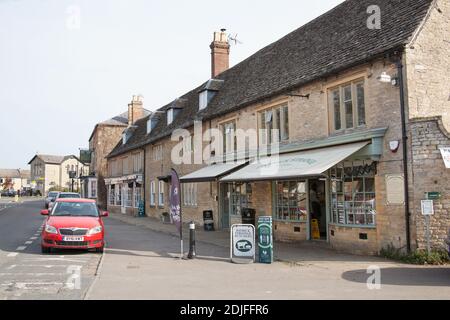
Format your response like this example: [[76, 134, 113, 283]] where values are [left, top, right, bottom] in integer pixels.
[[88, 226, 102, 235], [45, 224, 58, 234]]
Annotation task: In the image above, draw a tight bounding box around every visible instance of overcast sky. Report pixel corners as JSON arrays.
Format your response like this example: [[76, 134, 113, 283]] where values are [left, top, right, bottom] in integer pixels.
[[0, 0, 343, 169]]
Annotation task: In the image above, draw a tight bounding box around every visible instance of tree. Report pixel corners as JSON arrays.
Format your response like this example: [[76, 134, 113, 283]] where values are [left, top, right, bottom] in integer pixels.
[[1, 178, 14, 190]]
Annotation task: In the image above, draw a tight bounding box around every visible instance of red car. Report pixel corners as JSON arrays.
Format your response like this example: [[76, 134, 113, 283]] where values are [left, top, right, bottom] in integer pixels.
[[40, 198, 108, 253]]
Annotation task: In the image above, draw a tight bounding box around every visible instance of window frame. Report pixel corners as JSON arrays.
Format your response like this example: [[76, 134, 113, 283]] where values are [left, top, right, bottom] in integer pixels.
[[328, 78, 366, 133], [258, 104, 289, 146], [150, 181, 155, 206], [273, 180, 308, 222], [158, 180, 165, 208]]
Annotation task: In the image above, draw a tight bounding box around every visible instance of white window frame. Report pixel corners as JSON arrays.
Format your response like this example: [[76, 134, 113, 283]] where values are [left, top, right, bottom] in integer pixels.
[[150, 181, 156, 206], [158, 180, 165, 208], [199, 90, 208, 110], [182, 183, 197, 207], [134, 185, 142, 208], [167, 109, 173, 125]]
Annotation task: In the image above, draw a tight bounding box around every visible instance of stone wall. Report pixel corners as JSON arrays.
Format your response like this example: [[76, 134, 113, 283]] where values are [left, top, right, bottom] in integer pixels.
[[410, 116, 450, 250], [405, 0, 450, 130], [93, 125, 127, 209]]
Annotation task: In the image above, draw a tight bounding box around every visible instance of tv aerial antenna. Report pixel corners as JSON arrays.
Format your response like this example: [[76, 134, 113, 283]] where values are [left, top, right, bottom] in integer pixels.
[[228, 33, 243, 46]]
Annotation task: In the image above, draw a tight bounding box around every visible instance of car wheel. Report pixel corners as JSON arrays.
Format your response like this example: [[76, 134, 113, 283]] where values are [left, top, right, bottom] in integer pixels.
[[95, 246, 104, 253], [41, 246, 51, 254]]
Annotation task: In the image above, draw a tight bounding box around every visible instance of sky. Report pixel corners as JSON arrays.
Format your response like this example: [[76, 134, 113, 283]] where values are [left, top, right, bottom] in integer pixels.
[[0, 0, 344, 169]]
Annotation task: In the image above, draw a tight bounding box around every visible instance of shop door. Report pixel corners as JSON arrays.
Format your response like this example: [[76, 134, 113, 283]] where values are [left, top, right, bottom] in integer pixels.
[[309, 179, 327, 240]]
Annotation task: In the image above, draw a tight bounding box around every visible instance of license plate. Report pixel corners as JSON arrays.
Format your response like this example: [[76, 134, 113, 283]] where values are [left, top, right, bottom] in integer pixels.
[[63, 236, 84, 242]]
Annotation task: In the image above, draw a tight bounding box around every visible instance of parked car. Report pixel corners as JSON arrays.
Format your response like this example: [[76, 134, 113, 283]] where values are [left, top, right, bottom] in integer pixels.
[[48, 192, 81, 211], [45, 191, 60, 208], [1, 189, 16, 197], [40, 198, 108, 253]]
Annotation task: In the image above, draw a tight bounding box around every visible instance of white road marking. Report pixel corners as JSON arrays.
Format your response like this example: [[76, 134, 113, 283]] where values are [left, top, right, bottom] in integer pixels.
[[30, 237, 37, 240], [0, 273, 62, 277], [25, 241, 33, 245], [7, 253, 18, 257], [6, 264, 72, 268], [16, 246, 26, 251]]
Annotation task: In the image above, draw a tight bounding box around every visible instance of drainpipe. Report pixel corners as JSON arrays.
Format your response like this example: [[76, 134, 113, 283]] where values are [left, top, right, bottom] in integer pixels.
[[142, 147, 146, 216], [394, 54, 411, 253]]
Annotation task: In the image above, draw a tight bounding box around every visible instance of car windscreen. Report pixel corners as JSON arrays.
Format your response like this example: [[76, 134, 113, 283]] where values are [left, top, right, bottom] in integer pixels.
[[48, 192, 58, 198], [58, 193, 81, 199], [52, 202, 99, 217]]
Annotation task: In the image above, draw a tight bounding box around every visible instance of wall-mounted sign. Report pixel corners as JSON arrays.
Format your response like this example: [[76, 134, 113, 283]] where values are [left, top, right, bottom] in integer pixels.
[[385, 174, 405, 205], [421, 200, 434, 215], [230, 224, 255, 264], [425, 192, 441, 200], [439, 148, 450, 169]]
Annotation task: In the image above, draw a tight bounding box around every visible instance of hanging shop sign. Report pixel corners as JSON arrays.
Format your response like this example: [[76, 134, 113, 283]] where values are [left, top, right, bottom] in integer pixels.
[[230, 224, 255, 264], [257, 216, 273, 264]]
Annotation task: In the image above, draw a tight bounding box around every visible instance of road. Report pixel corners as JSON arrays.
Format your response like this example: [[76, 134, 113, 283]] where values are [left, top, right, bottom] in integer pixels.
[[0, 201, 101, 300], [1, 201, 449, 300]]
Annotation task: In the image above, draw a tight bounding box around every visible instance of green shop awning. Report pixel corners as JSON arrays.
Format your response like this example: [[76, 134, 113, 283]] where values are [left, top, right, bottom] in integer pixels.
[[220, 141, 369, 182], [180, 161, 248, 183]]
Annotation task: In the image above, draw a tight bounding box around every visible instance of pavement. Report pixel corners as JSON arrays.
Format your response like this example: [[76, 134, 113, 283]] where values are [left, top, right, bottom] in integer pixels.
[[86, 212, 450, 300]]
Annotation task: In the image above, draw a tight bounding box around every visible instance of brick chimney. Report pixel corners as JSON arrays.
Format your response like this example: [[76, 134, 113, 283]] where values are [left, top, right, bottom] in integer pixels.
[[210, 29, 230, 78], [128, 95, 144, 126]]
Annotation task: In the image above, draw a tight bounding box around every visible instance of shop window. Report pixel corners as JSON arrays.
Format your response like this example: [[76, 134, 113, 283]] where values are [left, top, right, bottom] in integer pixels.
[[274, 180, 307, 222], [115, 184, 122, 206], [330, 161, 376, 226], [134, 184, 142, 208], [125, 183, 133, 207], [329, 80, 366, 132], [229, 183, 252, 216], [109, 185, 115, 205]]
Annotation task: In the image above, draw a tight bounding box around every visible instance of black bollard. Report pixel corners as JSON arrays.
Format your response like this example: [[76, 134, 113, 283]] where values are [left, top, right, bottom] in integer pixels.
[[187, 221, 196, 259]]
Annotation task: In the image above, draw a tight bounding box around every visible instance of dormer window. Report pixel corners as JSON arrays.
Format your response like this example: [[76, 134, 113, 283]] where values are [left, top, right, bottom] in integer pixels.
[[199, 90, 209, 110], [147, 117, 158, 134], [198, 79, 224, 110]]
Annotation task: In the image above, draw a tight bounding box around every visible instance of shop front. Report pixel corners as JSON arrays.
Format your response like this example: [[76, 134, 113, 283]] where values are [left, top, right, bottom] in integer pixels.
[[218, 139, 381, 246], [105, 174, 144, 216]]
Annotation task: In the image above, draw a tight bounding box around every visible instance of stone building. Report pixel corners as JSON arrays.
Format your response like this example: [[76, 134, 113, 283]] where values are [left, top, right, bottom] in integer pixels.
[[28, 154, 89, 194], [106, 0, 449, 255], [81, 95, 150, 209]]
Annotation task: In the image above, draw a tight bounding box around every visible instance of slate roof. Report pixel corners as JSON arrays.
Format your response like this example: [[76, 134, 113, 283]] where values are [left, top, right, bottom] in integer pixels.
[[0, 169, 21, 178], [27, 154, 82, 165], [108, 0, 433, 158]]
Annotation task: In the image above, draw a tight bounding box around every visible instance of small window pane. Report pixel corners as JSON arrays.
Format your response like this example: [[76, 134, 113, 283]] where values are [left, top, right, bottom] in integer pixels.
[[357, 83, 365, 126], [343, 85, 353, 128], [332, 90, 341, 130]]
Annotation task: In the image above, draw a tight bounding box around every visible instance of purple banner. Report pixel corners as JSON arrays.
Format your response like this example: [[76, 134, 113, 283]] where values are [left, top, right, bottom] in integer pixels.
[[170, 168, 182, 237]]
